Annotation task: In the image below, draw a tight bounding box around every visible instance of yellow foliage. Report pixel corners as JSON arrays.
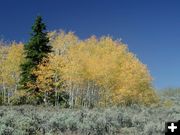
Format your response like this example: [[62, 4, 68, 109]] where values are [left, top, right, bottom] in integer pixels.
[[49, 31, 79, 55], [24, 32, 158, 107], [61, 35, 158, 106], [163, 99, 174, 108], [33, 55, 65, 94], [0, 43, 24, 104], [0, 43, 24, 88]]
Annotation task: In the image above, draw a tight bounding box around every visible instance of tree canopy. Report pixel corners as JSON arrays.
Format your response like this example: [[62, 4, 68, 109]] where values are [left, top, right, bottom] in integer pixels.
[[0, 18, 158, 107]]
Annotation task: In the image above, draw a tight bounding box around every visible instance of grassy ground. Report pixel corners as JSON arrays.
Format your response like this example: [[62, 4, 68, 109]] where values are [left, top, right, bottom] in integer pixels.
[[0, 89, 179, 135]]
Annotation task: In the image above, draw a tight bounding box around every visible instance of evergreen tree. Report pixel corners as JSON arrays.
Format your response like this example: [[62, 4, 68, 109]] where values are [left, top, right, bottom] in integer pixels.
[[19, 16, 52, 99]]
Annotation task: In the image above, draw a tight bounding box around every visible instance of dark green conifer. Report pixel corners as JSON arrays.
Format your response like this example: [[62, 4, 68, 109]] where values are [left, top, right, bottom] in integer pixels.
[[19, 16, 52, 97]]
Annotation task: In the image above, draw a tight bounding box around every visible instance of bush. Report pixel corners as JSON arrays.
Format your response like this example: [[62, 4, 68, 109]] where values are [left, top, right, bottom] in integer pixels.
[[0, 92, 178, 135]]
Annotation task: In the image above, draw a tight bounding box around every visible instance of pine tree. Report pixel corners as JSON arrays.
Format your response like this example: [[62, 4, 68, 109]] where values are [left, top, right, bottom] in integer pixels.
[[19, 16, 52, 98]]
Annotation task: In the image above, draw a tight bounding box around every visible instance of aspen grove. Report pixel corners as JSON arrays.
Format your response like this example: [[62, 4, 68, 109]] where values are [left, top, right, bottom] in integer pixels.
[[0, 17, 158, 107]]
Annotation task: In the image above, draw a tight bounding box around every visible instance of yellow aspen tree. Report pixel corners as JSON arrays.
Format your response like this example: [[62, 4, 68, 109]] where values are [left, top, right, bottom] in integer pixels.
[[5, 43, 24, 104], [61, 36, 158, 107], [0, 43, 24, 104], [0, 44, 9, 104], [32, 55, 65, 105], [49, 31, 79, 55]]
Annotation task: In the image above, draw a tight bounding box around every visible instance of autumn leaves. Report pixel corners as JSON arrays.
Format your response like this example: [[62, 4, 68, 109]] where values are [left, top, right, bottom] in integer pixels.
[[0, 18, 158, 107], [0, 31, 158, 107], [0, 43, 24, 104], [57, 35, 158, 107]]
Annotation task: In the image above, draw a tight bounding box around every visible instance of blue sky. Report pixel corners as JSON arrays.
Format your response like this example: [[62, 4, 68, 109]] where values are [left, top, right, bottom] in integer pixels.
[[0, 0, 180, 89]]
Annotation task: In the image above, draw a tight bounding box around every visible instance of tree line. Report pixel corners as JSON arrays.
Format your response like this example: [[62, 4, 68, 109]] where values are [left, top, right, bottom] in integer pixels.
[[0, 16, 158, 108]]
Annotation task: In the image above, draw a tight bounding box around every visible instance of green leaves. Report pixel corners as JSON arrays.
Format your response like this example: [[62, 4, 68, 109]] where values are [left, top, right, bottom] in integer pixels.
[[19, 16, 52, 98]]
